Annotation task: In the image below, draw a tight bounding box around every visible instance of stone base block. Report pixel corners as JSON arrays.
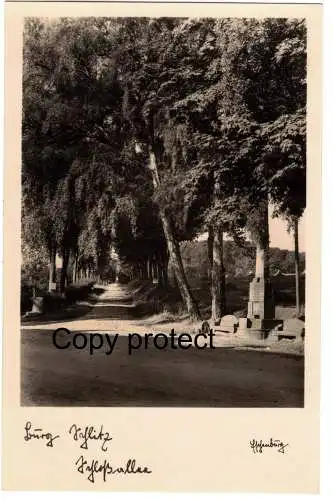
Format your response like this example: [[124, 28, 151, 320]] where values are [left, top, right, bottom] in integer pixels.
[[247, 329, 267, 340], [236, 318, 283, 340], [249, 319, 283, 339], [270, 318, 305, 341], [238, 317, 252, 330], [250, 318, 283, 331], [214, 315, 238, 334]]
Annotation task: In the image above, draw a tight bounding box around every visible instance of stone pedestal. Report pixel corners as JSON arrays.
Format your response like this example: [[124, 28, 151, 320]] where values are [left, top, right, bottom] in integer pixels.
[[246, 318, 283, 340], [237, 317, 283, 340], [244, 277, 280, 339], [247, 277, 275, 319]]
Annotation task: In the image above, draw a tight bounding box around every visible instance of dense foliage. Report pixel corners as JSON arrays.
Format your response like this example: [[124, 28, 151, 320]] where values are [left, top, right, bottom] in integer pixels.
[[22, 17, 306, 318]]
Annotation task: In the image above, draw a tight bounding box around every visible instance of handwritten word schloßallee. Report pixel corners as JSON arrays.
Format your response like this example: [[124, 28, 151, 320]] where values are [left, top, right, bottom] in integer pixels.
[[76, 455, 152, 483]]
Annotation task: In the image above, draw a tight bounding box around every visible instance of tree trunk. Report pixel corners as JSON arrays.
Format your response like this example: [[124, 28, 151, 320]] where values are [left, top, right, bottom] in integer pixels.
[[72, 253, 78, 284], [210, 172, 226, 322], [165, 259, 169, 288], [207, 225, 214, 279], [148, 256, 153, 280], [255, 244, 269, 278], [252, 200, 270, 279], [158, 260, 164, 287], [294, 217, 301, 317], [142, 258, 148, 280], [148, 148, 200, 320], [48, 245, 57, 292], [59, 248, 70, 294], [146, 257, 150, 280], [162, 258, 169, 288], [152, 259, 158, 283], [211, 226, 226, 322]]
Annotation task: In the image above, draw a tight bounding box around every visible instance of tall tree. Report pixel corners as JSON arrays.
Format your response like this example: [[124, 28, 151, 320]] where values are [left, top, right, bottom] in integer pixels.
[[262, 109, 306, 315], [212, 18, 306, 305], [112, 18, 202, 320], [258, 20, 306, 315]]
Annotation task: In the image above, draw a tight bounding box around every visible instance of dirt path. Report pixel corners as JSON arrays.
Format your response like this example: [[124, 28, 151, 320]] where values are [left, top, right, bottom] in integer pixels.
[[21, 283, 304, 354], [21, 284, 304, 407], [22, 284, 151, 334]]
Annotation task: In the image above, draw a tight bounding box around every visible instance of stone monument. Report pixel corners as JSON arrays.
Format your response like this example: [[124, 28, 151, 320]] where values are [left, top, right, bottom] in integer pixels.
[[247, 245, 275, 319], [245, 205, 282, 339]]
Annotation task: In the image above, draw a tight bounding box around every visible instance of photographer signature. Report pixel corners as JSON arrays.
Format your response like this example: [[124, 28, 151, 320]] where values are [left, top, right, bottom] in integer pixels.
[[250, 438, 289, 454]]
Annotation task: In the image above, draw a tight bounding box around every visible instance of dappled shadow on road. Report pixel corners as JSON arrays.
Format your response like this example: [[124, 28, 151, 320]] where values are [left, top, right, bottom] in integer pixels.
[[21, 285, 140, 326], [21, 328, 304, 408], [89, 297, 134, 305], [90, 287, 105, 296], [21, 304, 94, 326], [21, 303, 140, 326], [79, 303, 139, 321]]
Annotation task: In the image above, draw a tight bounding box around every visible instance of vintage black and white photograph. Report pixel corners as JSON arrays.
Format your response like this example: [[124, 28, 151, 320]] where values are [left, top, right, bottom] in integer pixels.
[[21, 16, 306, 408]]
